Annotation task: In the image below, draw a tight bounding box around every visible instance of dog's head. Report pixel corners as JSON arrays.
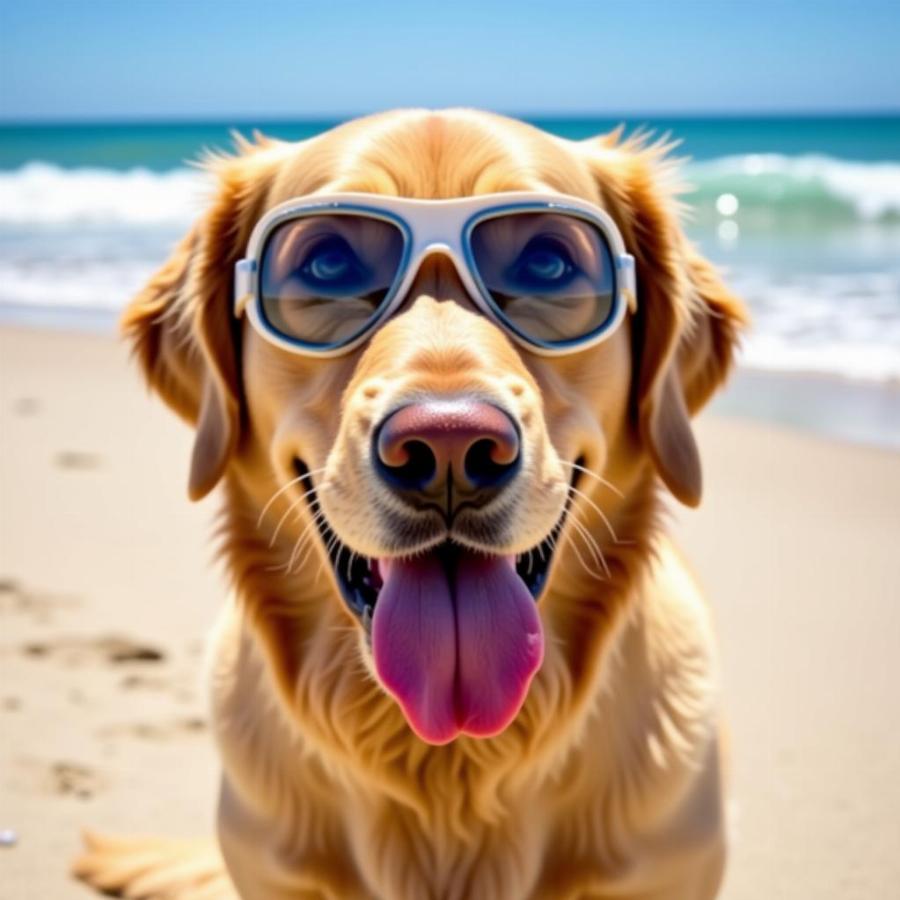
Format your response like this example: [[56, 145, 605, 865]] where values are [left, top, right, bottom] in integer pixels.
[[124, 110, 745, 750]]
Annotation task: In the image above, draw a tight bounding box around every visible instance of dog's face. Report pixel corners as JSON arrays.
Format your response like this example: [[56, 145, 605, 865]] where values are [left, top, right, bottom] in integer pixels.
[[125, 110, 745, 747]]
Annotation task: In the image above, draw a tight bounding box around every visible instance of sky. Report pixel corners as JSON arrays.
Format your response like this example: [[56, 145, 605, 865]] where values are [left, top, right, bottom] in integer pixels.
[[1, 0, 899, 121]]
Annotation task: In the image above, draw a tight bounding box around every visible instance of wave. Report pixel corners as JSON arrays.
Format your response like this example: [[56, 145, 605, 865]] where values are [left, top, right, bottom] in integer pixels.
[[1, 155, 900, 228], [685, 154, 900, 226], [0, 162, 209, 227], [733, 272, 900, 383], [0, 258, 157, 309], [0, 164, 208, 311]]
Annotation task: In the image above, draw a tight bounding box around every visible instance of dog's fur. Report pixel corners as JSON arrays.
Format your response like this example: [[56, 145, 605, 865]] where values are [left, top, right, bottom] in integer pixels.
[[73, 109, 746, 899]]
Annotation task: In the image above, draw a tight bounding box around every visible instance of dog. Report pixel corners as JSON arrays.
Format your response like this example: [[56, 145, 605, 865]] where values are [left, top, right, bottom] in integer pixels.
[[73, 108, 746, 899]]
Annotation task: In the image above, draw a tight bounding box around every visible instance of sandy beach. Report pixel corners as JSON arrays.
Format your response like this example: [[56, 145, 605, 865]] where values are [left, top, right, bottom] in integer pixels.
[[2, 324, 899, 900]]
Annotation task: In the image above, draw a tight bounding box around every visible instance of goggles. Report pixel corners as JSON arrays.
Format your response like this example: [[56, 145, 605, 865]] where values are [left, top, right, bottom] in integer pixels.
[[234, 192, 636, 357]]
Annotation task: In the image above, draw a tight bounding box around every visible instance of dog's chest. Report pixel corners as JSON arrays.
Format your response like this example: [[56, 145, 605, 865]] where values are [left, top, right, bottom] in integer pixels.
[[342, 798, 547, 900]]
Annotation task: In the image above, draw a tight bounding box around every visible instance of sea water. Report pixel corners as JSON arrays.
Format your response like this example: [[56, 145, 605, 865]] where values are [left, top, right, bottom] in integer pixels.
[[1, 116, 898, 443]]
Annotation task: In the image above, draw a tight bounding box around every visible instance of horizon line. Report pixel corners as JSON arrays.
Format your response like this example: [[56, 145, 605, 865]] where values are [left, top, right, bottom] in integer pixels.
[[2, 108, 900, 128]]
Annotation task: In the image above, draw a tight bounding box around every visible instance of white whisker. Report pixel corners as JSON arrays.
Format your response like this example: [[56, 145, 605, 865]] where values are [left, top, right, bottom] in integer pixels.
[[286, 508, 327, 574], [568, 513, 611, 579], [561, 524, 603, 583], [256, 465, 328, 530], [566, 484, 622, 545], [292, 521, 324, 576], [559, 460, 624, 499], [318, 532, 342, 583], [268, 484, 322, 548]]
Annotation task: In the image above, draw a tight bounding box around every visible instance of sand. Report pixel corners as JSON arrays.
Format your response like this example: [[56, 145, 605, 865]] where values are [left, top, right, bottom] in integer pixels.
[[1, 325, 899, 900]]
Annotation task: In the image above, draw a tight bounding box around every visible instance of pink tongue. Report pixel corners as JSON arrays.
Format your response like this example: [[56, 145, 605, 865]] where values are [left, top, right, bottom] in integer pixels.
[[371, 550, 543, 744]]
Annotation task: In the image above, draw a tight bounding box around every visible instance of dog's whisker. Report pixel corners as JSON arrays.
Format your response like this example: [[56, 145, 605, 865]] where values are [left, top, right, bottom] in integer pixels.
[[571, 511, 612, 579], [285, 526, 312, 575], [286, 508, 327, 574], [268, 484, 324, 548], [317, 532, 343, 584], [346, 549, 358, 585], [565, 519, 600, 581], [268, 493, 309, 550], [296, 538, 320, 577], [566, 484, 622, 545], [281, 524, 311, 575], [291, 535, 321, 578], [560, 523, 603, 584], [544, 530, 559, 561], [559, 460, 624, 499], [256, 466, 328, 530], [567, 513, 611, 580], [568, 531, 607, 583]]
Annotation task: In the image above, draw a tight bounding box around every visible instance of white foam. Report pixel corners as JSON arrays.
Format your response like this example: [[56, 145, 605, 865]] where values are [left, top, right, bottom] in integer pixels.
[[0, 259, 156, 310], [0, 163, 210, 227], [731, 269, 900, 383], [1, 156, 898, 229], [741, 337, 900, 383]]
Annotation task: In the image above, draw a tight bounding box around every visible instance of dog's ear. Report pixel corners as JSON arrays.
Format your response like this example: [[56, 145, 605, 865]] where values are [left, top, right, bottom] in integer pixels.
[[121, 147, 274, 500], [636, 246, 747, 507], [583, 133, 748, 507]]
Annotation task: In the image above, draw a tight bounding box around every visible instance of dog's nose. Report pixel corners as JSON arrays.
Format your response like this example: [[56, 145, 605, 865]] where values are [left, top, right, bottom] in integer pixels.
[[374, 399, 520, 509]]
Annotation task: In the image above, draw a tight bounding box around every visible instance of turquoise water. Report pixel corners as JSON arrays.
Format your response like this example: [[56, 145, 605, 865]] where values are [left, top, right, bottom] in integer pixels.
[[1, 115, 899, 427], [2, 115, 900, 169]]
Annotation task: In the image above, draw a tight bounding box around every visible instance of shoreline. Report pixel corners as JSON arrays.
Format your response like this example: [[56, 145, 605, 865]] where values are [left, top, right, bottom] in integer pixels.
[[2, 313, 898, 452], [709, 367, 900, 451]]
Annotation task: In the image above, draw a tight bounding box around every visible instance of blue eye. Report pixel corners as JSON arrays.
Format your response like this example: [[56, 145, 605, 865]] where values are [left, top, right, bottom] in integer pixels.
[[511, 238, 575, 288], [300, 236, 367, 291]]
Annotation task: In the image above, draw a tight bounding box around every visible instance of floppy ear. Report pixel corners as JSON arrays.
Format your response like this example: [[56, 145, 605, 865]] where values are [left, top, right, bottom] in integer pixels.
[[121, 149, 271, 500], [637, 246, 747, 507], [584, 134, 748, 507]]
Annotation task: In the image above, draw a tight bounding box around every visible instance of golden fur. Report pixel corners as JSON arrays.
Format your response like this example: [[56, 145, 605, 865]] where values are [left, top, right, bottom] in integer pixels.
[[73, 109, 746, 899]]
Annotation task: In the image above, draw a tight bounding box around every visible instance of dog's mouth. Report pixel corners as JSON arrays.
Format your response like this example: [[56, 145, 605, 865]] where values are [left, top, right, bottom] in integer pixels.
[[291, 458, 577, 744]]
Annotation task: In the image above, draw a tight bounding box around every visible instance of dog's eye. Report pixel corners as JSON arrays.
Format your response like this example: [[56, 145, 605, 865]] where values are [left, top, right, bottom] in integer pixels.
[[509, 237, 576, 289], [299, 236, 368, 292]]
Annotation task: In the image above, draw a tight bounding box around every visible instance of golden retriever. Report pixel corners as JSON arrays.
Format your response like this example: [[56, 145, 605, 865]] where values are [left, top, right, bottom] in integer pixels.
[[73, 109, 746, 899]]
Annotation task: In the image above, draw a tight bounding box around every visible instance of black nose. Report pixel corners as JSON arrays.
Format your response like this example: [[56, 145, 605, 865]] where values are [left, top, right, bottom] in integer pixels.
[[374, 399, 520, 511]]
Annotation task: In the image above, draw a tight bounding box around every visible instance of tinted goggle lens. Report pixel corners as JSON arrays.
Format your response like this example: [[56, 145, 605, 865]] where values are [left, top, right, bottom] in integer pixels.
[[260, 214, 405, 348], [468, 212, 617, 347], [258, 210, 617, 350]]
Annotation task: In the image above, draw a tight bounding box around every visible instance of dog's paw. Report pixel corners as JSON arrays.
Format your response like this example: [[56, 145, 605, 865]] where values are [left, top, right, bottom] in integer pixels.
[[72, 830, 236, 899]]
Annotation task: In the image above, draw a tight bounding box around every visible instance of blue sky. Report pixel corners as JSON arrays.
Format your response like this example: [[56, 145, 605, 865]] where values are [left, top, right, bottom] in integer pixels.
[[1, 0, 898, 121]]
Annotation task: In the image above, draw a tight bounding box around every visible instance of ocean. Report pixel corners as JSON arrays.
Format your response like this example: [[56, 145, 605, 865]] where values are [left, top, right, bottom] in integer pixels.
[[1, 115, 899, 444]]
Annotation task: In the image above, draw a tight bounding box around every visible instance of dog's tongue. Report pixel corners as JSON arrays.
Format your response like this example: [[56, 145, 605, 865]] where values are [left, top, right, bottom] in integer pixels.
[[371, 549, 543, 744]]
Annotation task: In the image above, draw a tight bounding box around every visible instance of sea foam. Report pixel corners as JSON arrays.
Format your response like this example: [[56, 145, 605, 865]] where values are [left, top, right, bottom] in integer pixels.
[[2, 156, 900, 228], [0, 163, 210, 226]]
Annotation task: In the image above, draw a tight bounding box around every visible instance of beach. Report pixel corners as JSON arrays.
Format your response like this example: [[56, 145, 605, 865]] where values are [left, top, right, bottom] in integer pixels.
[[1, 324, 899, 899]]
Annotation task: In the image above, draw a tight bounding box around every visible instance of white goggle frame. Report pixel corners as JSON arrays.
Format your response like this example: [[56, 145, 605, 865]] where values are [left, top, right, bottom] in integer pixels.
[[234, 191, 636, 358]]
